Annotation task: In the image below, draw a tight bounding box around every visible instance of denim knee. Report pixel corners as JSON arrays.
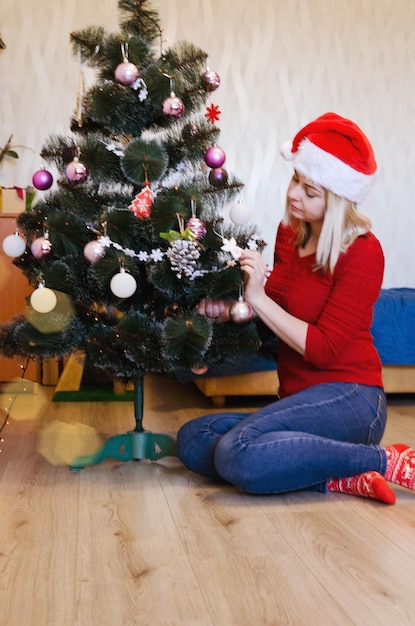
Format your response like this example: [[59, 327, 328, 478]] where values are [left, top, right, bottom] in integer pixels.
[[213, 431, 250, 489]]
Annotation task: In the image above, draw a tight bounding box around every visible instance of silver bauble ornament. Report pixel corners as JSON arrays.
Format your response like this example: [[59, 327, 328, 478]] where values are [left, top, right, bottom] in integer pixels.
[[229, 298, 253, 324]]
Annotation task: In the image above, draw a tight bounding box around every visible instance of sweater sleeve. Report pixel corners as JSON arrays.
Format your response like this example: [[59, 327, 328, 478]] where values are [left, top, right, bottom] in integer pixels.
[[305, 234, 384, 368]]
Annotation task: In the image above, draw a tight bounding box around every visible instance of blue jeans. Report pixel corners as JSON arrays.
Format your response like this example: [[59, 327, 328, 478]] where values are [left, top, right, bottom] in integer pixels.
[[176, 382, 388, 494]]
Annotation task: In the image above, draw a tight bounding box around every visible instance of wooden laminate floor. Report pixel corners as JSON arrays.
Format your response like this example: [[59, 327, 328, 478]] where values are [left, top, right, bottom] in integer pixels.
[[1, 374, 415, 626]]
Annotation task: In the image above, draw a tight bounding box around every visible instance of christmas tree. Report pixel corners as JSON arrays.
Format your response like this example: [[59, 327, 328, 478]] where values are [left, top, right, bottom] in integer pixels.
[[0, 0, 265, 466]]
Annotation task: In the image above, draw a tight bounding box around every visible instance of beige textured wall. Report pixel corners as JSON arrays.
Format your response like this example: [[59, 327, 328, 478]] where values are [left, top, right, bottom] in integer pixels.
[[1, 0, 414, 288]]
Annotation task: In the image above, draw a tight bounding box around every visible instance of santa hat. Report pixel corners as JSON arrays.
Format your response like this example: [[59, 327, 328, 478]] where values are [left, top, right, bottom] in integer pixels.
[[280, 112, 377, 203]]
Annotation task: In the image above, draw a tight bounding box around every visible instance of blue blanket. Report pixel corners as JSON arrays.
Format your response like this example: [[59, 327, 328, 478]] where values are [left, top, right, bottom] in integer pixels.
[[371, 288, 415, 365]]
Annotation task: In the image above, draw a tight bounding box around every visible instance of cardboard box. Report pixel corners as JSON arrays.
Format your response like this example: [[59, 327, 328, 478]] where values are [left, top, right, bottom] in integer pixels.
[[0, 187, 26, 214]]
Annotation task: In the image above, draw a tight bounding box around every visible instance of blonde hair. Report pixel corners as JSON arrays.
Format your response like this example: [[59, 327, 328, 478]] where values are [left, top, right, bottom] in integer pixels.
[[283, 190, 371, 273]]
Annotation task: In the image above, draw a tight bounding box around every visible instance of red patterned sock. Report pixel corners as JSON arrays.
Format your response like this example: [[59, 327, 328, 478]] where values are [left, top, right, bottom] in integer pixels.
[[384, 444, 415, 490], [326, 471, 396, 504]]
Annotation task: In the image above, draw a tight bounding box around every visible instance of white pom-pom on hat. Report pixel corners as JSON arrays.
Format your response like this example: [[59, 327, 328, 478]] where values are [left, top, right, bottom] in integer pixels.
[[279, 140, 294, 161]]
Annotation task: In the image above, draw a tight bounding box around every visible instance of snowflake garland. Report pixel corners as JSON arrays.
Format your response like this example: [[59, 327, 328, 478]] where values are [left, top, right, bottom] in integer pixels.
[[98, 234, 260, 281]]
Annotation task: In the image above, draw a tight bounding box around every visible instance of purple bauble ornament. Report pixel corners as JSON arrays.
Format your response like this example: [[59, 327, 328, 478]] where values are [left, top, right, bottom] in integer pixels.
[[84, 239, 106, 263], [229, 299, 253, 324], [32, 167, 53, 190], [162, 92, 185, 119], [204, 146, 226, 169], [203, 69, 221, 92], [31, 235, 53, 259], [186, 216, 207, 240], [65, 157, 88, 183], [208, 167, 228, 188], [114, 61, 139, 86]]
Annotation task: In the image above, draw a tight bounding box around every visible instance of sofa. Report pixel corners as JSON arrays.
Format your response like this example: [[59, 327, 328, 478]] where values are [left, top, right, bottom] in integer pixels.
[[192, 288, 415, 406]]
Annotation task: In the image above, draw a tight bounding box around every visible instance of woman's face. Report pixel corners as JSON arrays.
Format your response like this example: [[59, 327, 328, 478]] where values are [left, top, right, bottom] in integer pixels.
[[287, 171, 326, 227]]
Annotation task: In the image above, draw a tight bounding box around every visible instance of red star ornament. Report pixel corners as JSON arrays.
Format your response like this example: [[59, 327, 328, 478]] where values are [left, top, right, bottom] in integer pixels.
[[128, 185, 153, 219], [205, 103, 221, 124]]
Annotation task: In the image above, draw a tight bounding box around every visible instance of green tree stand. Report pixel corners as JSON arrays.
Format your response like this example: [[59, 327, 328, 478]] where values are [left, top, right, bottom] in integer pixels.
[[70, 376, 177, 470]]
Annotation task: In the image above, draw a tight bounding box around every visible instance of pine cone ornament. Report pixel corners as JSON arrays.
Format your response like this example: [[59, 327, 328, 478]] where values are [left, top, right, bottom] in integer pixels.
[[167, 239, 200, 279]]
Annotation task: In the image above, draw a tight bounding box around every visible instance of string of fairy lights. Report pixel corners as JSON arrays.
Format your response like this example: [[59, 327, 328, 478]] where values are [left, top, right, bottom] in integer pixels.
[[0, 359, 31, 453]]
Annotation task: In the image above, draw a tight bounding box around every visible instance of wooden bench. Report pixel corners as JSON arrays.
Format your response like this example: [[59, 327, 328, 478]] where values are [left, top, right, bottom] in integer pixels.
[[194, 365, 415, 407]]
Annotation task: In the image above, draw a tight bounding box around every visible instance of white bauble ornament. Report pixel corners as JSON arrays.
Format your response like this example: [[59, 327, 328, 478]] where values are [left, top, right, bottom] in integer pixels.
[[2, 232, 26, 257], [110, 269, 137, 298], [30, 286, 57, 313], [229, 200, 252, 225]]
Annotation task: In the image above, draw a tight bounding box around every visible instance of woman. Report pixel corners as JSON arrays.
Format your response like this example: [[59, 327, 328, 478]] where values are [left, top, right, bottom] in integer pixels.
[[177, 112, 415, 504]]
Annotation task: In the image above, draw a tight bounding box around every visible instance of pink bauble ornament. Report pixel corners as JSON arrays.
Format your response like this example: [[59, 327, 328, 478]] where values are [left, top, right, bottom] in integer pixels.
[[203, 69, 220, 92], [186, 216, 207, 240], [182, 123, 199, 141], [204, 146, 226, 169], [32, 167, 53, 190], [31, 235, 52, 259], [229, 298, 252, 324], [191, 365, 208, 375], [229, 200, 252, 225], [114, 61, 139, 86], [208, 167, 228, 188], [2, 232, 26, 257], [110, 269, 137, 298], [162, 92, 185, 119], [65, 157, 88, 183], [164, 303, 181, 317], [84, 239, 106, 263]]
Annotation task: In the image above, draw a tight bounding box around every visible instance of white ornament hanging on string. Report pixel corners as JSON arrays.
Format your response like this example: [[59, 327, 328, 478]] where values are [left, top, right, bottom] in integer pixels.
[[229, 199, 252, 225], [2, 231, 26, 257], [30, 281, 57, 313], [110, 266, 137, 298]]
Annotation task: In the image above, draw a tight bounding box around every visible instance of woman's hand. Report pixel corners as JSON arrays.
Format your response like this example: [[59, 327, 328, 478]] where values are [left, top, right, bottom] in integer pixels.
[[196, 298, 231, 323], [238, 250, 268, 307]]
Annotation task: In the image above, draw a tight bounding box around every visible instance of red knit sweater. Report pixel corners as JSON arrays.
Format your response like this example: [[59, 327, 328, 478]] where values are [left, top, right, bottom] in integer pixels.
[[265, 222, 384, 398]]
